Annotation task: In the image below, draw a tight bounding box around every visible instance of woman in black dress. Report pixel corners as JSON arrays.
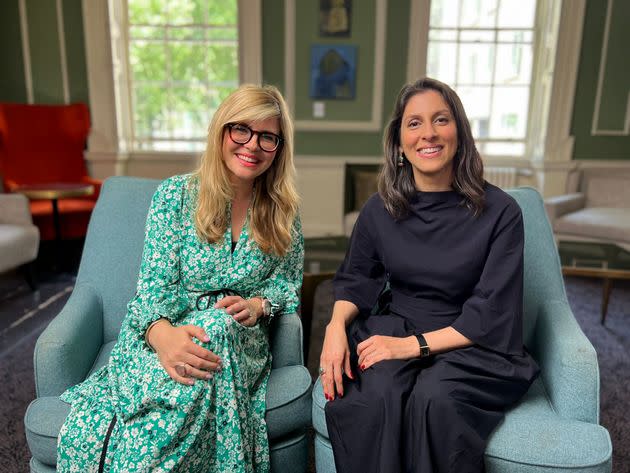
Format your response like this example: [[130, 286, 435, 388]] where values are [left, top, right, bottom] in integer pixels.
[[319, 78, 539, 473]]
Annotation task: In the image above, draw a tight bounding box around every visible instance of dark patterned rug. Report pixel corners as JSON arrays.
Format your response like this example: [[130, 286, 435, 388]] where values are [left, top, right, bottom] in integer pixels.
[[1, 273, 628, 472]]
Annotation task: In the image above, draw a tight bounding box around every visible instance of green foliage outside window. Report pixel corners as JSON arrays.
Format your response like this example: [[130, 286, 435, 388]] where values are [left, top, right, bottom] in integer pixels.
[[127, 0, 239, 151]]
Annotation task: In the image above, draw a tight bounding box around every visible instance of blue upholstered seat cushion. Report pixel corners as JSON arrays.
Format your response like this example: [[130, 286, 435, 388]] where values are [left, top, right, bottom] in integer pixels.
[[312, 377, 611, 471], [25, 346, 312, 466]]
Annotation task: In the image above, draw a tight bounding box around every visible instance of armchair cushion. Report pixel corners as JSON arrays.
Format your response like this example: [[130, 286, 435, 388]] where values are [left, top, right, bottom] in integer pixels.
[[0, 193, 39, 273], [554, 208, 630, 245]]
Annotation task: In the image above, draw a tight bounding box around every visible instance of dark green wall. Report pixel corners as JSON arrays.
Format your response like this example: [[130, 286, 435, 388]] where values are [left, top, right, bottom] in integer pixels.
[[263, 0, 410, 156], [0, 0, 88, 104], [571, 0, 630, 160]]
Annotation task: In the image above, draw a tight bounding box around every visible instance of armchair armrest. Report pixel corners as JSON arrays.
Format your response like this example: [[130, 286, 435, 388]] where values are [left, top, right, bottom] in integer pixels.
[[544, 193, 585, 226], [269, 313, 304, 369], [530, 299, 600, 424], [0, 193, 32, 225], [34, 284, 104, 397], [80, 176, 103, 200]]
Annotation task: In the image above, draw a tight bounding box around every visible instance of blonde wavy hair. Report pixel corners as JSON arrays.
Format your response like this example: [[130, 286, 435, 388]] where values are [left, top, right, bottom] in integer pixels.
[[193, 84, 299, 256]]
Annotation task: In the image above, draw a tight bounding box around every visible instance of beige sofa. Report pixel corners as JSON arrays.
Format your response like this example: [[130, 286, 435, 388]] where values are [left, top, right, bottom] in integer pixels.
[[0, 193, 39, 286], [544, 168, 630, 252]]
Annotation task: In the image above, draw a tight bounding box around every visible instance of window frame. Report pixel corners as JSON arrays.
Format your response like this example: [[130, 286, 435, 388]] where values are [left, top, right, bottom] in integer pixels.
[[81, 0, 261, 174], [406, 0, 571, 167]]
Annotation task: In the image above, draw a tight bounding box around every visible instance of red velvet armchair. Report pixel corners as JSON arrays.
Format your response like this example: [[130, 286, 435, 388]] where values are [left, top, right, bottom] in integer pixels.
[[0, 103, 101, 240]]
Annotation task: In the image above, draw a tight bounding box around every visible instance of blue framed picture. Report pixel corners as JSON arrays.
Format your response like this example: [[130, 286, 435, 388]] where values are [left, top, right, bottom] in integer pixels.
[[310, 45, 357, 100]]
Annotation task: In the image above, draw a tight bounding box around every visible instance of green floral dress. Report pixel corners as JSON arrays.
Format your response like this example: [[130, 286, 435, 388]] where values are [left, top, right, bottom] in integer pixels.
[[57, 175, 304, 473]]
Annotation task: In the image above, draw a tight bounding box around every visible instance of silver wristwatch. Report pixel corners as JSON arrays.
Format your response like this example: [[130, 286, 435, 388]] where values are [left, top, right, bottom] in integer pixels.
[[260, 298, 272, 317]]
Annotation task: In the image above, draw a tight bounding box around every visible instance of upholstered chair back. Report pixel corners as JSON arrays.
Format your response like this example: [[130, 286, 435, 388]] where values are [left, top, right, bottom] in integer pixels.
[[76, 177, 160, 342], [506, 188, 567, 349]]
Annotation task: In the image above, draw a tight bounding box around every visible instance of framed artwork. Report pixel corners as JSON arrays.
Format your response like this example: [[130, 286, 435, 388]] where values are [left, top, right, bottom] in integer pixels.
[[310, 45, 357, 100], [319, 0, 351, 37]]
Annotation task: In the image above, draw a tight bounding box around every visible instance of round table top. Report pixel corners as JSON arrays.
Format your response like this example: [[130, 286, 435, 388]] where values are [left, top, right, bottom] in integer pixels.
[[15, 183, 95, 200]]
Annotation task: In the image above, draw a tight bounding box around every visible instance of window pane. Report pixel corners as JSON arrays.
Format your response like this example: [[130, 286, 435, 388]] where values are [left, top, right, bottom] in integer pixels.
[[128, 0, 166, 24], [489, 86, 529, 138], [430, 0, 460, 28], [208, 0, 237, 24], [127, 0, 239, 151], [482, 141, 525, 156], [169, 43, 207, 83], [170, 86, 208, 138], [129, 41, 166, 82], [457, 43, 494, 84], [427, 42, 457, 85], [167, 0, 205, 24], [133, 84, 168, 138], [207, 45, 239, 84], [208, 86, 235, 112], [498, 0, 536, 28], [457, 86, 492, 138], [498, 30, 533, 43], [207, 26, 238, 41], [494, 43, 533, 84], [460, 0, 498, 28]]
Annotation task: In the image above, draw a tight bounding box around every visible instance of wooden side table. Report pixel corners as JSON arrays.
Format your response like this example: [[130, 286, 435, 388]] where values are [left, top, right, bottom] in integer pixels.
[[15, 183, 94, 269]]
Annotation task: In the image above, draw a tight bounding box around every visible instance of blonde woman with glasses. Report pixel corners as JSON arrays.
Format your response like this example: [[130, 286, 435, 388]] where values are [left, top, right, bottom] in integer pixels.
[[57, 84, 304, 473]]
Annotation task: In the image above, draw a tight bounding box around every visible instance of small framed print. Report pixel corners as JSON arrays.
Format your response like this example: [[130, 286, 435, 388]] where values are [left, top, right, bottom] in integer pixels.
[[310, 44, 357, 100], [319, 0, 351, 37]]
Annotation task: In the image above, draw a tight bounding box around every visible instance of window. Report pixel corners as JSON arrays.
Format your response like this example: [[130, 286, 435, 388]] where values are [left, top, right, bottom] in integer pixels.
[[126, 0, 240, 152], [427, 0, 537, 157]]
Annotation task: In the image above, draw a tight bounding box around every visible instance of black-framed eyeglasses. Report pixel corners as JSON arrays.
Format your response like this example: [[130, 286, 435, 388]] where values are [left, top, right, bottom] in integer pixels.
[[226, 123, 283, 153]]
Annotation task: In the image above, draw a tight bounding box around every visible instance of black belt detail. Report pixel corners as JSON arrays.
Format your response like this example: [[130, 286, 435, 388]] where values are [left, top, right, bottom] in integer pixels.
[[195, 289, 243, 311], [98, 414, 117, 473]]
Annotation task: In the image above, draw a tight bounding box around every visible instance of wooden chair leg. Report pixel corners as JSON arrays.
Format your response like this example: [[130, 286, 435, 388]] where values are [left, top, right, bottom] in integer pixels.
[[600, 278, 612, 325], [21, 261, 38, 291]]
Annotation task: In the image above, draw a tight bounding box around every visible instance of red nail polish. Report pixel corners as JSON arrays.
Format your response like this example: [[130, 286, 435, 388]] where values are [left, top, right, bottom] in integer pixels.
[[339, 393, 343, 398], [360, 364, 365, 371]]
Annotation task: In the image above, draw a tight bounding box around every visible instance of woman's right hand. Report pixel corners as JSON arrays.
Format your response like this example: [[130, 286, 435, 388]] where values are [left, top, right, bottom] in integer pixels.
[[319, 321, 353, 401], [147, 320, 223, 385]]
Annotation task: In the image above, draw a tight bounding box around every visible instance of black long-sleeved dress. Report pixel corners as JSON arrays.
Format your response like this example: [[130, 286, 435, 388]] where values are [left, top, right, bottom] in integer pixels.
[[325, 183, 539, 473]]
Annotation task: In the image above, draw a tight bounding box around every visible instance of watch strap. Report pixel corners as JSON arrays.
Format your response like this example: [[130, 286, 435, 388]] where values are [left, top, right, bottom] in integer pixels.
[[415, 333, 430, 358]]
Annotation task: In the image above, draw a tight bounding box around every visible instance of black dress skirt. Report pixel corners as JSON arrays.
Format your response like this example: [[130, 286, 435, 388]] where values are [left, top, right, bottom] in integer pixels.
[[325, 184, 539, 473]]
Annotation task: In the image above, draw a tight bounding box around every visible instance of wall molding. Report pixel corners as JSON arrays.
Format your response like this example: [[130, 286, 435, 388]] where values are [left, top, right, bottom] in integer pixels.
[[56, 0, 70, 103], [591, 0, 630, 136], [18, 0, 33, 104], [406, 0, 429, 83], [284, 0, 387, 132]]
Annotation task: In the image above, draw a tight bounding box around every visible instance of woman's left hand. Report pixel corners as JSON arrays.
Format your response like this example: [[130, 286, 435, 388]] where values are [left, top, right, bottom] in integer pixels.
[[215, 296, 262, 327], [356, 335, 419, 370]]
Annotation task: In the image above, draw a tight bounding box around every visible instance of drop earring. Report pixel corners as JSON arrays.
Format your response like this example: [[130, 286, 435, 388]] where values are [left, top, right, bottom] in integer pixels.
[[397, 154, 405, 167]]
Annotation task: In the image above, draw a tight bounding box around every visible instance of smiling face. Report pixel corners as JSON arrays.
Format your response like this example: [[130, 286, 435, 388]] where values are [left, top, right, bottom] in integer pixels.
[[221, 116, 281, 186], [399, 90, 458, 191]]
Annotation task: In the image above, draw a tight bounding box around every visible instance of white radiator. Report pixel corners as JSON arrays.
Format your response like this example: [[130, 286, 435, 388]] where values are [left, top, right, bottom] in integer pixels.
[[485, 167, 517, 189]]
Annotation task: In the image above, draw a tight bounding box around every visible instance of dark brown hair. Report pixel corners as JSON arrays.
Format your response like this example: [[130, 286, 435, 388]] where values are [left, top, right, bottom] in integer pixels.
[[378, 77, 485, 218]]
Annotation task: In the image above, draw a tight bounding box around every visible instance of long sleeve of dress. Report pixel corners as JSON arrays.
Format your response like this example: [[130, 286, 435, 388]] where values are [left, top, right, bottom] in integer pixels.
[[126, 176, 188, 340], [451, 201, 525, 355], [247, 215, 304, 317], [333, 200, 386, 314]]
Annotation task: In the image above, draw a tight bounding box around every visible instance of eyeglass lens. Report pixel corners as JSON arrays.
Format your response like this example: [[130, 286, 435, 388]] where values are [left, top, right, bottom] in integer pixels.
[[229, 124, 280, 152]]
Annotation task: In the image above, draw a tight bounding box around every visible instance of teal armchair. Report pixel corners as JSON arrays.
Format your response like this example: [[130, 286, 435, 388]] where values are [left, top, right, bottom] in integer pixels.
[[312, 187, 613, 473], [24, 176, 312, 473]]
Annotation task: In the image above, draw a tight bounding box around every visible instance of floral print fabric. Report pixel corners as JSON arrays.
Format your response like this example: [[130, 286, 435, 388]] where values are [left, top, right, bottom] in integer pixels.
[[57, 174, 304, 472]]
